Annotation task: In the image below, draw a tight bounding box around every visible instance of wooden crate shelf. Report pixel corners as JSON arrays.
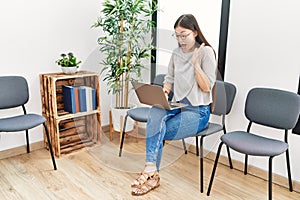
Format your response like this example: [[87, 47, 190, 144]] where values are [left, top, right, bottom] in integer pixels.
[[40, 71, 101, 157]]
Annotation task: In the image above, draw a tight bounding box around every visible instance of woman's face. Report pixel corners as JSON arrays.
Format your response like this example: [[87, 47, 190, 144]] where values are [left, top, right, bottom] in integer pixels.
[[174, 26, 197, 53]]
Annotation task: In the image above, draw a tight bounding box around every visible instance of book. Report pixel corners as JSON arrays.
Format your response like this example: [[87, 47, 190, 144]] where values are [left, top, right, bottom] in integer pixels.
[[79, 86, 91, 111], [86, 86, 93, 111], [78, 87, 87, 112], [92, 88, 97, 110], [62, 85, 76, 113], [74, 87, 80, 112], [82, 86, 98, 111]]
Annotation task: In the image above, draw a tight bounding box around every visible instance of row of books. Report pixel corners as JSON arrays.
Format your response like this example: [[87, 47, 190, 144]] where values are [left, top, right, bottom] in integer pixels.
[[62, 85, 97, 114]]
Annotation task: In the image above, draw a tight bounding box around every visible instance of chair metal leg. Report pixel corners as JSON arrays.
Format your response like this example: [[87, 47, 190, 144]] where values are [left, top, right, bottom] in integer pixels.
[[223, 127, 233, 169], [244, 154, 248, 175], [226, 145, 233, 169], [207, 142, 224, 196], [25, 130, 30, 153], [119, 114, 128, 157], [43, 123, 57, 170], [199, 136, 205, 193], [268, 156, 273, 200], [285, 149, 293, 192], [195, 136, 199, 156], [182, 139, 187, 154]]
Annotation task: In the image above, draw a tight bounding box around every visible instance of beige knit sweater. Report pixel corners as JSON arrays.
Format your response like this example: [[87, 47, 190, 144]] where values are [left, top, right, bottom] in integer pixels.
[[164, 46, 217, 106]]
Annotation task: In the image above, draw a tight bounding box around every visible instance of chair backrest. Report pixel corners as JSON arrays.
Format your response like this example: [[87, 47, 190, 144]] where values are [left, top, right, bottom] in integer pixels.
[[0, 76, 29, 109], [212, 80, 237, 116], [152, 74, 165, 86], [245, 87, 300, 130]]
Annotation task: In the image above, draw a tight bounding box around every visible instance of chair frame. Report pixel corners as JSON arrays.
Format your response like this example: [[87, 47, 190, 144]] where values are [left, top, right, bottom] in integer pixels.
[[195, 114, 234, 193], [22, 104, 57, 170], [207, 124, 293, 200], [191, 80, 236, 193], [207, 88, 300, 200]]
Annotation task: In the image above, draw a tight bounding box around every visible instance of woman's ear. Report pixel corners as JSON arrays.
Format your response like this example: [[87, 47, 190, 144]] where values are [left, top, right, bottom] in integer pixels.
[[193, 30, 198, 38]]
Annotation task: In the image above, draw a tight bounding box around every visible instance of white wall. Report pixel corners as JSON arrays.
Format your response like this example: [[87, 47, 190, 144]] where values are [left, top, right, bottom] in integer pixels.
[[156, 0, 300, 182], [0, 0, 111, 150]]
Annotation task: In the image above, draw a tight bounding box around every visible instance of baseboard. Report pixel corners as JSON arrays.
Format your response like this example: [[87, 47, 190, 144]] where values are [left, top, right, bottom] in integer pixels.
[[187, 144, 300, 193], [0, 141, 44, 160], [102, 124, 110, 133], [0, 124, 112, 160]]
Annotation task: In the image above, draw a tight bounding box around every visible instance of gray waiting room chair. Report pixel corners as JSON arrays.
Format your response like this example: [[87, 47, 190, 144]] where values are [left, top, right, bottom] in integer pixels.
[[207, 87, 300, 200], [119, 74, 187, 156], [0, 76, 57, 170]]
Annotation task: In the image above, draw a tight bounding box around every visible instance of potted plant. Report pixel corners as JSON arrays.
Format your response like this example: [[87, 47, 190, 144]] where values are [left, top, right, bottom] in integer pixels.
[[92, 0, 158, 132], [56, 52, 82, 74]]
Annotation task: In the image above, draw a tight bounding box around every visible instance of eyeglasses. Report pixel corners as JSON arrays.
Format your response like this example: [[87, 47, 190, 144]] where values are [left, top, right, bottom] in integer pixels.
[[172, 31, 193, 40]]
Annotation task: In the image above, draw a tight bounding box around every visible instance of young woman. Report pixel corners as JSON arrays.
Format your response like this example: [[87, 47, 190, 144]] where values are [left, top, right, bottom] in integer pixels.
[[131, 14, 217, 196]]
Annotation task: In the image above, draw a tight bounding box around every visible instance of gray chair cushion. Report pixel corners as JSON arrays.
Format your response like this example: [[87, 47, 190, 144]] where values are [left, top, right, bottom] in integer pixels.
[[196, 122, 223, 137], [0, 114, 46, 132], [221, 131, 288, 157], [127, 107, 150, 122]]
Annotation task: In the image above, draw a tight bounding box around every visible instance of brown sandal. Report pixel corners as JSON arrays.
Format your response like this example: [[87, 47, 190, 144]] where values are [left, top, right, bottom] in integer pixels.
[[131, 172, 155, 187], [131, 171, 160, 196]]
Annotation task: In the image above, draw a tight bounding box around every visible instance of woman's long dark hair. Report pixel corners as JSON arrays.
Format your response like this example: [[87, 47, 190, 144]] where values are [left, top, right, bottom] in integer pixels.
[[174, 14, 215, 56]]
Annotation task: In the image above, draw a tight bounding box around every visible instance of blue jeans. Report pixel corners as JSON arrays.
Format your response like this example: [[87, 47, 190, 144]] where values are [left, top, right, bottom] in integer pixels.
[[145, 105, 210, 170]]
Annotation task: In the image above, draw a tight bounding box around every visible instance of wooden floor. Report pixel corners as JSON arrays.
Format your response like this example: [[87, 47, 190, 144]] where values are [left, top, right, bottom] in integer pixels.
[[1, 131, 300, 200]]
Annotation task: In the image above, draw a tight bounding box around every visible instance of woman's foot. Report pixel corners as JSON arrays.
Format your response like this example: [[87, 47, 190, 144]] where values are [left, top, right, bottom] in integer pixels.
[[131, 171, 160, 196], [131, 162, 157, 187]]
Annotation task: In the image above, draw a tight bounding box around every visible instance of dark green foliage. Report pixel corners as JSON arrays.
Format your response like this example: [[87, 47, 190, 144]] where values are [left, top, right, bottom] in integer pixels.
[[56, 52, 82, 68]]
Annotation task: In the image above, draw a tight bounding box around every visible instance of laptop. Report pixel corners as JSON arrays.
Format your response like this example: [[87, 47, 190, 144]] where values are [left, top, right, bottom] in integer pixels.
[[131, 82, 187, 110]]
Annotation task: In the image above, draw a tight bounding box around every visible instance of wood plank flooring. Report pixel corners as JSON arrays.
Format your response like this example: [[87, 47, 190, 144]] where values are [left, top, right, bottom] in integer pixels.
[[0, 131, 300, 200]]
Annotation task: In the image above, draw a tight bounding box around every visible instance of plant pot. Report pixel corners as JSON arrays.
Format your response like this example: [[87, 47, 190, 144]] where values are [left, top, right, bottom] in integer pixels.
[[111, 104, 136, 132], [61, 66, 78, 74]]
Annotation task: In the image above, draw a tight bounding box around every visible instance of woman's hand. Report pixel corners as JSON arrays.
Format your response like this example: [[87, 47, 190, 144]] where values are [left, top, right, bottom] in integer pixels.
[[163, 88, 169, 100], [192, 43, 205, 67], [163, 83, 172, 100], [192, 43, 211, 93]]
